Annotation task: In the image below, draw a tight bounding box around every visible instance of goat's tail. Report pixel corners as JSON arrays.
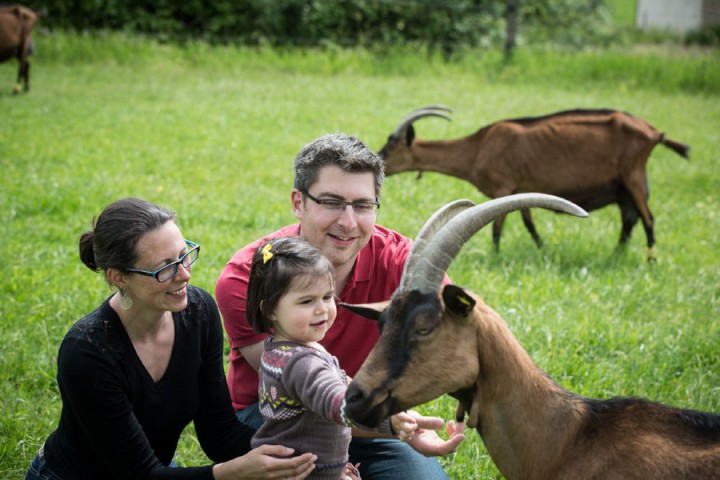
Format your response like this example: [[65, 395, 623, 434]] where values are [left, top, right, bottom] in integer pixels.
[[660, 134, 690, 159]]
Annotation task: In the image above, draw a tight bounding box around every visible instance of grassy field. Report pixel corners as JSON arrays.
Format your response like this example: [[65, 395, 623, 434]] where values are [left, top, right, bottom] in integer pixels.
[[1, 32, 719, 478]]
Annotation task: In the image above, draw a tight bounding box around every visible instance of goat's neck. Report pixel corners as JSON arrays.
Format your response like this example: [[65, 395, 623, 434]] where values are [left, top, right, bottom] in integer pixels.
[[471, 301, 585, 480], [412, 138, 477, 177]]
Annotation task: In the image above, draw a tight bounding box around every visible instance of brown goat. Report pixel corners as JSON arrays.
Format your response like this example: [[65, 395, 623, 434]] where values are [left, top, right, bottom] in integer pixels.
[[343, 194, 720, 480], [379, 106, 690, 261], [0, 4, 38, 94]]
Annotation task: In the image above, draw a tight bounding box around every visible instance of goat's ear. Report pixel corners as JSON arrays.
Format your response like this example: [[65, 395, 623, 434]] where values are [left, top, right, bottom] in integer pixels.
[[339, 301, 389, 321], [442, 285, 476, 317], [405, 125, 416, 146]]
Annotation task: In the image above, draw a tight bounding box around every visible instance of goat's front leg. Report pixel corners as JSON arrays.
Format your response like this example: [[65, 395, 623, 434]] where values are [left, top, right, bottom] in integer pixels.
[[455, 402, 466, 423], [492, 215, 506, 251], [520, 208, 543, 247]]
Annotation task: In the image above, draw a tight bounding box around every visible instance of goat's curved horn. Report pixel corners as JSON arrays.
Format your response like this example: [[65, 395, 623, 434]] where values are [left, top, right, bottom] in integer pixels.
[[390, 105, 453, 139], [403, 193, 588, 294], [399, 199, 476, 291]]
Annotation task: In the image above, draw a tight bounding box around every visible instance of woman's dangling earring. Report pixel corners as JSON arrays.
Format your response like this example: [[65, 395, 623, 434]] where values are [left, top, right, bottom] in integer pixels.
[[119, 288, 133, 310]]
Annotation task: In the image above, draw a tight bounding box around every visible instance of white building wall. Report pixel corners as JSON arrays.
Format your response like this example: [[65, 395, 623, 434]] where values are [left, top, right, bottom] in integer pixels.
[[636, 0, 702, 32]]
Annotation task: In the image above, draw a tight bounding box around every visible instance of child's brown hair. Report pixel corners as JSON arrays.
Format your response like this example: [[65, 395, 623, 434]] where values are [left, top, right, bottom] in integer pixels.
[[246, 236, 334, 333]]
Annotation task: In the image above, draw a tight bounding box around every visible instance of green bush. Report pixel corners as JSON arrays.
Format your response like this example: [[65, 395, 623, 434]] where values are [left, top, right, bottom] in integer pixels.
[[685, 25, 720, 47], [27, 0, 626, 54]]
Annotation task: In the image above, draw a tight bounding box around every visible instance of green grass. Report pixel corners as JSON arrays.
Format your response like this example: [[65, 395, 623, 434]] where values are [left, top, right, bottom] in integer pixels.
[[1, 32, 719, 478]]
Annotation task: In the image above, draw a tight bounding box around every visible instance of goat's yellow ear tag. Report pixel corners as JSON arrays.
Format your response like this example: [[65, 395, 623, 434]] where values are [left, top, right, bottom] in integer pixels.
[[457, 295, 471, 306], [442, 285, 476, 317]]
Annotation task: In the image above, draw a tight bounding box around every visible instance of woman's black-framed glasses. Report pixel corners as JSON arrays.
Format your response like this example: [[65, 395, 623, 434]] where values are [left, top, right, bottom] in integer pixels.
[[300, 190, 379, 216], [122, 240, 200, 282]]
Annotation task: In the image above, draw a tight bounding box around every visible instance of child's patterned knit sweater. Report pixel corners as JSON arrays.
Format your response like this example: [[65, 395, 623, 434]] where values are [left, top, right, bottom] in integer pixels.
[[251, 337, 392, 479]]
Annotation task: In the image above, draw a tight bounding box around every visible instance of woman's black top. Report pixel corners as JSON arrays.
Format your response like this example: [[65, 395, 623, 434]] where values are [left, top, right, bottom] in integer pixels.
[[42, 286, 253, 479]]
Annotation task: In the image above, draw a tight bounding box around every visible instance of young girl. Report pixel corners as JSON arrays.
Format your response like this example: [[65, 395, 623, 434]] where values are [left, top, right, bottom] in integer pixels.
[[246, 236, 418, 480]]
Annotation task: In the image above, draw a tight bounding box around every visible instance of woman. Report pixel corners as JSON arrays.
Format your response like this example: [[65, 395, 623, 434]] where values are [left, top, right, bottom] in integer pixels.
[[25, 197, 316, 480]]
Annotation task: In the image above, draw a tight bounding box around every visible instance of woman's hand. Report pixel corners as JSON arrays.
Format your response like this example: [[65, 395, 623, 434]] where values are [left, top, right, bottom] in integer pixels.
[[212, 444, 316, 479]]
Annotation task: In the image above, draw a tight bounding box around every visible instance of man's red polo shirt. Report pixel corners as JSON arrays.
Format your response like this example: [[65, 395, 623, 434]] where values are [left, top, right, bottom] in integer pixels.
[[216, 223, 413, 411]]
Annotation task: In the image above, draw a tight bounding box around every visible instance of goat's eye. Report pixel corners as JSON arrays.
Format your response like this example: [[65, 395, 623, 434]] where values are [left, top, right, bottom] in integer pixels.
[[416, 327, 433, 336], [414, 314, 437, 337], [415, 323, 435, 336]]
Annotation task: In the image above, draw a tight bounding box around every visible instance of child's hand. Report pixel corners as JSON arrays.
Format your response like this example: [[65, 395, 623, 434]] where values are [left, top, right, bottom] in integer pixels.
[[390, 411, 418, 442]]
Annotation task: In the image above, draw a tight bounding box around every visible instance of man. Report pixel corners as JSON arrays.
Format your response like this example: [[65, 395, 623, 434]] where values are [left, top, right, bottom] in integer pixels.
[[216, 133, 464, 479]]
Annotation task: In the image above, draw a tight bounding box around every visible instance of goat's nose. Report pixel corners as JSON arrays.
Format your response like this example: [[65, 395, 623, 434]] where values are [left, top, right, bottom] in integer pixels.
[[345, 382, 366, 404], [345, 382, 385, 427]]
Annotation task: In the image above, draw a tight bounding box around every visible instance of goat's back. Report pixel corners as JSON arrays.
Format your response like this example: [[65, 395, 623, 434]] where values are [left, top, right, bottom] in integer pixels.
[[467, 109, 666, 200], [558, 397, 720, 480], [478, 109, 662, 155], [503, 108, 620, 125]]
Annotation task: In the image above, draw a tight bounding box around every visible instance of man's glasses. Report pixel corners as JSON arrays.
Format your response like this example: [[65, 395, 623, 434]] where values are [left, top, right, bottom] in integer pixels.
[[121, 240, 200, 282], [301, 190, 380, 217]]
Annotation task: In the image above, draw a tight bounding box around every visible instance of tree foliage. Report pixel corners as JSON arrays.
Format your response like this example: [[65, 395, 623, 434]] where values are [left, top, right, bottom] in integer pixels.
[[26, 0, 617, 53]]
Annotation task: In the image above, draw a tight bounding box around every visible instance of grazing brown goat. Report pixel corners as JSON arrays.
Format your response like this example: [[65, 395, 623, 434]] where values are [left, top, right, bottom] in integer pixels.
[[0, 3, 38, 94], [379, 106, 690, 261], [343, 194, 720, 480]]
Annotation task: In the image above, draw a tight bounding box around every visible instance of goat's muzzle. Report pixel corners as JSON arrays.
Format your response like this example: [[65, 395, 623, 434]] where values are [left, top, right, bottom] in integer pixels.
[[345, 383, 396, 427]]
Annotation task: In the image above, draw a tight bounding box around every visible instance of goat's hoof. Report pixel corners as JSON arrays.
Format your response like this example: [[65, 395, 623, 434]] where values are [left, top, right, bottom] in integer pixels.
[[646, 247, 657, 263]]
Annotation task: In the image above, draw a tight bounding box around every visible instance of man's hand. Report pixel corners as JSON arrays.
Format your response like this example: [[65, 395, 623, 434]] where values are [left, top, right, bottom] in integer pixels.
[[405, 410, 465, 457]]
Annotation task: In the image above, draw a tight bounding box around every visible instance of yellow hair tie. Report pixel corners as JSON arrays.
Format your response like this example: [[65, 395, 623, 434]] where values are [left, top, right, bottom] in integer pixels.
[[261, 243, 274, 263]]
